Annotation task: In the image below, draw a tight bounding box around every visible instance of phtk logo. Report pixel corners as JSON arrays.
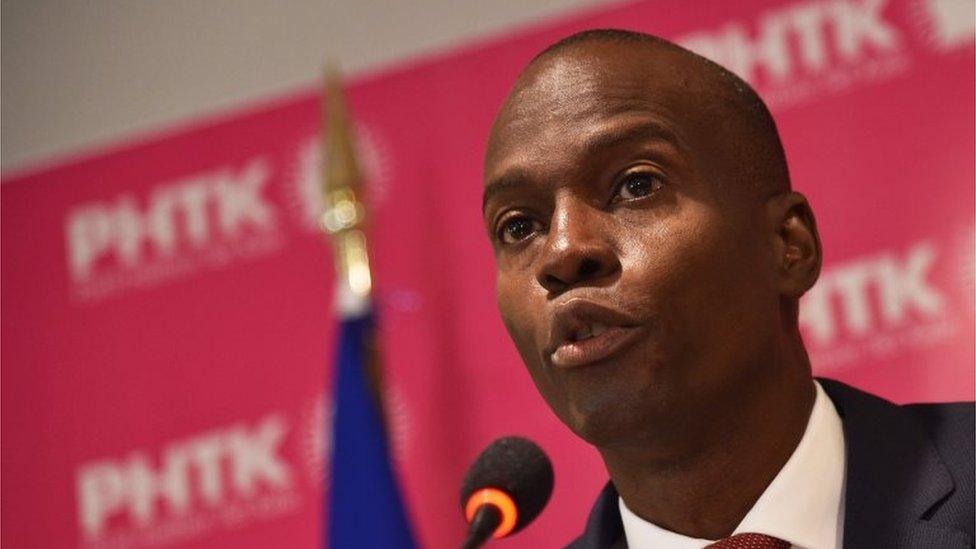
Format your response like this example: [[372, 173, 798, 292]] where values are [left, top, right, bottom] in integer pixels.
[[63, 157, 284, 303]]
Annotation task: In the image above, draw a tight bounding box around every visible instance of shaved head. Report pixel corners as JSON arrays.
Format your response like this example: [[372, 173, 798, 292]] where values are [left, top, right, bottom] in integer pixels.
[[488, 29, 790, 200]]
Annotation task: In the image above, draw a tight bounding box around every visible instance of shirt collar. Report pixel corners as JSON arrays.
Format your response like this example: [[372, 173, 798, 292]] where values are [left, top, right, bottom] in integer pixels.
[[618, 380, 847, 549]]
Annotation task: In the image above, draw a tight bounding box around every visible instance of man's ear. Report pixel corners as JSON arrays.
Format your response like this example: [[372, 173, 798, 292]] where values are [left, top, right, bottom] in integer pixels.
[[767, 191, 821, 298]]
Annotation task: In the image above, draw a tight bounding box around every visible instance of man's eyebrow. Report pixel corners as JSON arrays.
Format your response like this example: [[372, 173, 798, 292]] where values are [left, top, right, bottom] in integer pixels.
[[580, 119, 684, 158], [481, 121, 683, 214], [482, 168, 532, 214]]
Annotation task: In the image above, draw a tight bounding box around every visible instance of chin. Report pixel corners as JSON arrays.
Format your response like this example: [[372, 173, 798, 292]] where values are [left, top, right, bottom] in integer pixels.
[[560, 386, 660, 448], [569, 411, 648, 449], [530, 342, 674, 446]]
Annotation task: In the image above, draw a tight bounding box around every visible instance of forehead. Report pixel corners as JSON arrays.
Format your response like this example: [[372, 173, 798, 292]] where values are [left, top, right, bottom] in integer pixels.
[[484, 42, 720, 179]]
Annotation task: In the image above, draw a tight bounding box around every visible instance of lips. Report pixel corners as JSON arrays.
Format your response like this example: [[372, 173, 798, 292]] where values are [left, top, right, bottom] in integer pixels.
[[545, 299, 644, 368]]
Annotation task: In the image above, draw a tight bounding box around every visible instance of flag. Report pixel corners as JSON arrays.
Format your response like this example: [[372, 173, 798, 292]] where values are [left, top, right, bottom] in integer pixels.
[[328, 311, 416, 548], [322, 67, 417, 549]]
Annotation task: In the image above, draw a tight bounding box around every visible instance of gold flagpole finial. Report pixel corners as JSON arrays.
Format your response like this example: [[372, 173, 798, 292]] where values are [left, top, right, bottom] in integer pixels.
[[321, 63, 372, 302]]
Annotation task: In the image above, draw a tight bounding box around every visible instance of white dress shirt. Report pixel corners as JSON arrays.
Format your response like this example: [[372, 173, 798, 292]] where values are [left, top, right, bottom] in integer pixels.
[[619, 380, 847, 549]]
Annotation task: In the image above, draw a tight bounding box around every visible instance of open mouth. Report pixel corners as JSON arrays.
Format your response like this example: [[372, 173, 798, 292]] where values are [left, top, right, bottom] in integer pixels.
[[545, 299, 645, 368], [569, 323, 611, 342], [551, 323, 642, 368]]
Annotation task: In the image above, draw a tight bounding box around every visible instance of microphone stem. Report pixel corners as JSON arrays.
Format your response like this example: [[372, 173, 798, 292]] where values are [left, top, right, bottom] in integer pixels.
[[460, 504, 502, 549]]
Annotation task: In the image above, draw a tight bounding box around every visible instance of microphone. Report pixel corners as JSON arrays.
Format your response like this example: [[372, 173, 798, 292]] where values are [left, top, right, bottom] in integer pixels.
[[458, 436, 554, 549]]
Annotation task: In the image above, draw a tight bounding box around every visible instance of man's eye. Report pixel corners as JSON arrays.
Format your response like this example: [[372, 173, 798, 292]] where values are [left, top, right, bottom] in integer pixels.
[[614, 172, 663, 202], [498, 216, 540, 244]]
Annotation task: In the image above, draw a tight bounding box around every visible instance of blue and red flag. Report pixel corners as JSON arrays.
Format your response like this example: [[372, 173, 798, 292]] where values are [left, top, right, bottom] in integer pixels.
[[328, 310, 416, 548]]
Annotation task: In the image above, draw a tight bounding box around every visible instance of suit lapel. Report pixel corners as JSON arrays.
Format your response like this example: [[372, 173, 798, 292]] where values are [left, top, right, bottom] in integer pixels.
[[568, 482, 625, 548], [819, 378, 970, 548]]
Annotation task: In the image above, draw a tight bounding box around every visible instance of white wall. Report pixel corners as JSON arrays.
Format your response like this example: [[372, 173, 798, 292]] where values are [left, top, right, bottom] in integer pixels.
[[1, 0, 609, 174]]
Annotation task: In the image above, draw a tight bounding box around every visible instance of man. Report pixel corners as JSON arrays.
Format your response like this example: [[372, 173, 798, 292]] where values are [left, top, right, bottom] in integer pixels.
[[481, 29, 973, 548]]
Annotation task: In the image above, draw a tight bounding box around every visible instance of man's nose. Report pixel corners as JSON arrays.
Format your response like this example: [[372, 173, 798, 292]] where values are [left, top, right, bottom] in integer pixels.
[[536, 196, 620, 295]]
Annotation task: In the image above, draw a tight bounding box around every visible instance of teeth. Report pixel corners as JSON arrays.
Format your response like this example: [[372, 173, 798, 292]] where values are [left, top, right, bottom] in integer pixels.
[[574, 323, 608, 341]]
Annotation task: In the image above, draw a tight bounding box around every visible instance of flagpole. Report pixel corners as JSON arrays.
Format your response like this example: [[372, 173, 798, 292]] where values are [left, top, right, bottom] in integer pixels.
[[321, 66, 416, 549], [321, 65, 372, 311], [321, 62, 386, 437]]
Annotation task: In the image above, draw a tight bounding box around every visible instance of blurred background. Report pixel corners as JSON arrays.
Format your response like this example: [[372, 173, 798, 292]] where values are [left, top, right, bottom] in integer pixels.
[[2, 1, 974, 548], [2, 0, 605, 172]]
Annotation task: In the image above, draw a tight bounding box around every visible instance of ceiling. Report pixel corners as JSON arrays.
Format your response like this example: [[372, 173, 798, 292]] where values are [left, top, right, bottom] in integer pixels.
[[1, 0, 612, 174]]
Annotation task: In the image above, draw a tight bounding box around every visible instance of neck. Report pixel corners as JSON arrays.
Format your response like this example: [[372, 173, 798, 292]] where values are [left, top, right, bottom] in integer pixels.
[[598, 348, 815, 540]]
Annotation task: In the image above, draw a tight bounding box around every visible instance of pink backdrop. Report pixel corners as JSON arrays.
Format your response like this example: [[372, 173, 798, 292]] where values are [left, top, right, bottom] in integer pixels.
[[3, 0, 973, 547]]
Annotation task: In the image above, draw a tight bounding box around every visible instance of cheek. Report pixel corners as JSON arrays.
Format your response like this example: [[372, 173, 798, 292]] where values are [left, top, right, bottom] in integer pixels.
[[619, 207, 715, 307], [626, 205, 774, 379], [495, 270, 542, 363], [620, 207, 721, 310], [495, 270, 573, 415]]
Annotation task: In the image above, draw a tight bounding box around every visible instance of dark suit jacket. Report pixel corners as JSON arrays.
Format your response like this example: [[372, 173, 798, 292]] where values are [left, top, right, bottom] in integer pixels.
[[567, 378, 974, 548]]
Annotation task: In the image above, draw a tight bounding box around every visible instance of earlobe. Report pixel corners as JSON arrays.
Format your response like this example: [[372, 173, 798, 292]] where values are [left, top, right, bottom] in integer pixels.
[[768, 192, 822, 298]]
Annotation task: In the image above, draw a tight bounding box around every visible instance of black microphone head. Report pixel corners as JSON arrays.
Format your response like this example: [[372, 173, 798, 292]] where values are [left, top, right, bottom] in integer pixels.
[[460, 436, 554, 534]]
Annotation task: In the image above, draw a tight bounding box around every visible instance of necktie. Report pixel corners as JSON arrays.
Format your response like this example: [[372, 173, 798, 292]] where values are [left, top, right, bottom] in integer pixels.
[[705, 533, 791, 548]]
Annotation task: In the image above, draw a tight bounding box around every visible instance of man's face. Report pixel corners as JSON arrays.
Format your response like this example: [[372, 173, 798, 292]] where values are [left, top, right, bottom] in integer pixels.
[[483, 43, 782, 449]]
